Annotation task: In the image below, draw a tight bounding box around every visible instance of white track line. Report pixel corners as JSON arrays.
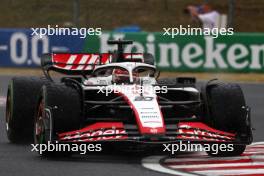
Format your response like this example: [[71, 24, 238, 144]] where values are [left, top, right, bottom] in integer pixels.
[[165, 155, 264, 163], [194, 168, 264, 175], [142, 156, 199, 176], [252, 142, 264, 145], [165, 156, 247, 162], [0, 96, 6, 107], [168, 162, 264, 169]]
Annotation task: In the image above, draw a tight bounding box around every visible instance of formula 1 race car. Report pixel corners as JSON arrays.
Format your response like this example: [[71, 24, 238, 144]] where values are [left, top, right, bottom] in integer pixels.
[[5, 40, 253, 157]]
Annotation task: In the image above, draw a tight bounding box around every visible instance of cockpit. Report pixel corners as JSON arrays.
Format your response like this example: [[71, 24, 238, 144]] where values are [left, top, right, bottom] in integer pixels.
[[90, 63, 158, 85]]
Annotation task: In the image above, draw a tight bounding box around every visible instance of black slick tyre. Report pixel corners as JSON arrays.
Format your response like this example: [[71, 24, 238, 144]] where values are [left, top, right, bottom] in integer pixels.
[[34, 83, 81, 157], [204, 82, 248, 157], [5, 77, 49, 143]]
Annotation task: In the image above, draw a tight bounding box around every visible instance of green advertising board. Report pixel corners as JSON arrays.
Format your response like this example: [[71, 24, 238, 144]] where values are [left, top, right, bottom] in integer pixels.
[[83, 32, 264, 73]]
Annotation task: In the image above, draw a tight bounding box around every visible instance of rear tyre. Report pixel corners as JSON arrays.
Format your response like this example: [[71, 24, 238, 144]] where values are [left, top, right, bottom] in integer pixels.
[[204, 82, 248, 157], [143, 53, 154, 65], [157, 78, 177, 85], [34, 83, 81, 157], [157, 77, 196, 87], [5, 77, 49, 143]]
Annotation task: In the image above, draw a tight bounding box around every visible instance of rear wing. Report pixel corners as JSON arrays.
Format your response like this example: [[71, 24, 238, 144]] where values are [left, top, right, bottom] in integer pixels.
[[41, 53, 144, 78], [41, 53, 109, 73]]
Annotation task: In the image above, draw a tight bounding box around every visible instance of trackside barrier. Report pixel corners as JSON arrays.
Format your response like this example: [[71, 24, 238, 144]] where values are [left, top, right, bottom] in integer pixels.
[[1, 29, 264, 72]]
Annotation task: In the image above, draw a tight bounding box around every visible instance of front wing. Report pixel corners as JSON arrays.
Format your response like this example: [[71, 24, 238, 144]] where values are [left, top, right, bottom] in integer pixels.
[[57, 122, 250, 144]]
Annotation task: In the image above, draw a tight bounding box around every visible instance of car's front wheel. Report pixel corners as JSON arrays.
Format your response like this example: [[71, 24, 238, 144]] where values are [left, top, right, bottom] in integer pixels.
[[34, 83, 81, 157], [203, 82, 251, 157]]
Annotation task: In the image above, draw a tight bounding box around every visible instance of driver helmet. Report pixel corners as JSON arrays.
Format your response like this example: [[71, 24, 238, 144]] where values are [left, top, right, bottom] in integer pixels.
[[112, 69, 139, 84]]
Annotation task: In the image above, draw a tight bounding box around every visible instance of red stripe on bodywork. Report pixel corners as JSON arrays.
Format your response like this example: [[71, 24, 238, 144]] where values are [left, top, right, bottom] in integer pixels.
[[58, 122, 128, 142], [176, 122, 235, 141], [178, 122, 235, 137], [70, 54, 83, 69], [59, 122, 124, 137]]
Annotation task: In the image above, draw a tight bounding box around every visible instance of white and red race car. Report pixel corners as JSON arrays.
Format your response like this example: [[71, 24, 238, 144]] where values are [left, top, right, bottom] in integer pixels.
[[5, 40, 252, 157]]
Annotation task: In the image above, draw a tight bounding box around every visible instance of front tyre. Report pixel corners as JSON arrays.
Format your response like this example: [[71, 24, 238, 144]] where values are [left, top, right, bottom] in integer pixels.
[[34, 83, 81, 157], [204, 82, 250, 157]]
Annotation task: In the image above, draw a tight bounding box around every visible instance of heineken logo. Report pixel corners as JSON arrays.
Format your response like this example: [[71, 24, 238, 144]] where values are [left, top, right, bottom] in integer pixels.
[[98, 33, 264, 72]]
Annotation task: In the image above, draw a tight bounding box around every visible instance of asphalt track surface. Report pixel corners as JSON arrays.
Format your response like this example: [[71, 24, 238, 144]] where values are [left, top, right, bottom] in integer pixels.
[[0, 75, 263, 176]]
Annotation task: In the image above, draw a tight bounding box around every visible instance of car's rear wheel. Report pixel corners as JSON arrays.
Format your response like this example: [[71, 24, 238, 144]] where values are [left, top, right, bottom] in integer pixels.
[[157, 77, 196, 87], [34, 83, 81, 157], [143, 53, 155, 65], [204, 82, 249, 157], [5, 77, 49, 143]]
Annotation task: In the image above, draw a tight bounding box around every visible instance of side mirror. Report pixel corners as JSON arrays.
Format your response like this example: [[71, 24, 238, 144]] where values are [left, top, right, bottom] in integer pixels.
[[41, 53, 52, 68]]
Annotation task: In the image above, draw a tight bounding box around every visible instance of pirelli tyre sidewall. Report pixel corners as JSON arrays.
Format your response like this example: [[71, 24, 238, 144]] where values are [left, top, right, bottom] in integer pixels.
[[205, 82, 248, 157], [34, 83, 81, 156], [5, 77, 49, 143]]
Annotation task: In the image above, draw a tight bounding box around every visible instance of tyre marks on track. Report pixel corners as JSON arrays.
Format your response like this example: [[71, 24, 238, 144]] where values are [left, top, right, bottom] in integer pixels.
[[142, 142, 264, 176]]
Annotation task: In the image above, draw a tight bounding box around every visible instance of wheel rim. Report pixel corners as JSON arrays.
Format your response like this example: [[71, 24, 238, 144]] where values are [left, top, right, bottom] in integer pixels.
[[34, 100, 45, 144]]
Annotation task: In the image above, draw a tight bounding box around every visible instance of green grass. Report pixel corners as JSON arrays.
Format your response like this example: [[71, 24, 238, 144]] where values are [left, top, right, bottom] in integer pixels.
[[0, 0, 263, 32]]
